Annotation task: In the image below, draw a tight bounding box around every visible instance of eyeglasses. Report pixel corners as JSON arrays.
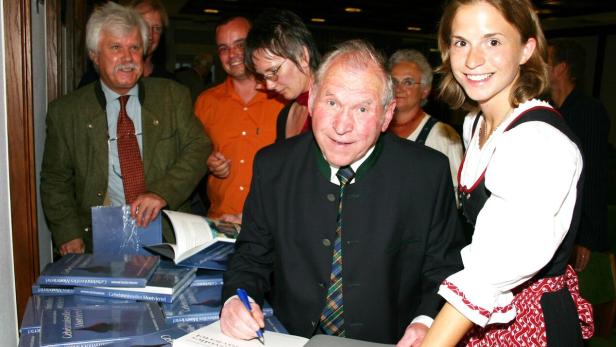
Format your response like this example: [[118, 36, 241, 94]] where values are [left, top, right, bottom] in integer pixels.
[[259, 60, 286, 82], [392, 77, 423, 89]]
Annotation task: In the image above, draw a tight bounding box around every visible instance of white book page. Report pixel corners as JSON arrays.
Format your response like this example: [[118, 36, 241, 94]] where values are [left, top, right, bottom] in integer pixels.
[[172, 321, 308, 347], [163, 210, 214, 262]]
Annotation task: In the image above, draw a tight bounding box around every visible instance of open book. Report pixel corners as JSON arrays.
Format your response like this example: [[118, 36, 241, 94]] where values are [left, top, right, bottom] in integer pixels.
[[144, 210, 239, 265], [172, 320, 308, 347]]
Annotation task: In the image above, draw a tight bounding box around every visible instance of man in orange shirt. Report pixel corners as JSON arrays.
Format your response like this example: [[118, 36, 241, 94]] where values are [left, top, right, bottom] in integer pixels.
[[195, 17, 285, 223]]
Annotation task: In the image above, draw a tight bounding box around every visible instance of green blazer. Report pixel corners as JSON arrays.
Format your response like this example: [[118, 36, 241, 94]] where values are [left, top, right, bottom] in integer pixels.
[[40, 78, 211, 252]]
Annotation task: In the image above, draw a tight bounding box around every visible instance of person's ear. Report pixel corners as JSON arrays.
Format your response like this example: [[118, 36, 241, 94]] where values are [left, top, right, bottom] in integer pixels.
[[300, 46, 311, 72], [553, 62, 567, 78], [381, 100, 396, 132], [89, 50, 99, 66], [421, 86, 431, 101], [519, 38, 536, 65]]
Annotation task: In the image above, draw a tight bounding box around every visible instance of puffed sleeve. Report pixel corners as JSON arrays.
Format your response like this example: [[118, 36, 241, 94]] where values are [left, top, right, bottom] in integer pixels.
[[438, 120, 583, 326]]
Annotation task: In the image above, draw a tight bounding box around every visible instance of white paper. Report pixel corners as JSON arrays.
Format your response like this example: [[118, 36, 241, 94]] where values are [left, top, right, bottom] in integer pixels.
[[172, 321, 308, 347]]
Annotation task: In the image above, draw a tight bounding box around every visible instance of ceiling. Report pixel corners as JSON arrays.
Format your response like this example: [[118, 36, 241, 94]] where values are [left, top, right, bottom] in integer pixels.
[[168, 0, 616, 36]]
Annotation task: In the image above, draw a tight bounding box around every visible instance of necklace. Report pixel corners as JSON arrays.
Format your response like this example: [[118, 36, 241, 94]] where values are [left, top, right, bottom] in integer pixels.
[[479, 108, 513, 146]]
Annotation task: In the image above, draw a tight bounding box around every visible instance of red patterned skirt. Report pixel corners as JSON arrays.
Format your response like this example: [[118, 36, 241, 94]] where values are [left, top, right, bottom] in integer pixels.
[[461, 266, 594, 346]]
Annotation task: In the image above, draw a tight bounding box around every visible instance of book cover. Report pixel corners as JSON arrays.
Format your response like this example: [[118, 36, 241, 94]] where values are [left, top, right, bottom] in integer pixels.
[[37, 254, 160, 288], [176, 242, 235, 271], [39, 302, 168, 347], [74, 262, 196, 303], [190, 269, 224, 287], [32, 284, 75, 296], [144, 211, 237, 265], [20, 295, 134, 336], [18, 334, 38, 347], [92, 205, 162, 256], [264, 316, 289, 334], [161, 286, 273, 324], [32, 263, 76, 296]]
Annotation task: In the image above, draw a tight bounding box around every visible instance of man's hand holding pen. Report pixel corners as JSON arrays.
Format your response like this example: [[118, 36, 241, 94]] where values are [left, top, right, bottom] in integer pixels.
[[220, 289, 266, 344]]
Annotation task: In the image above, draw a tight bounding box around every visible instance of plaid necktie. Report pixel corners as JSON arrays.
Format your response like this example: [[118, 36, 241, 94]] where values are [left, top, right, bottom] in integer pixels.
[[117, 95, 146, 204], [320, 166, 355, 336]]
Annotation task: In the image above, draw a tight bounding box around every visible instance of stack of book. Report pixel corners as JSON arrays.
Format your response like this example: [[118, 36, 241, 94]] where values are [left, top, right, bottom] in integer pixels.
[[161, 285, 274, 324], [18, 207, 287, 346]]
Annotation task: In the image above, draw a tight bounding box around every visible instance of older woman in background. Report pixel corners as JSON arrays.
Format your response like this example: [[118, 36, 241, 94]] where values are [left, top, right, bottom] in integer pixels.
[[387, 49, 463, 205]]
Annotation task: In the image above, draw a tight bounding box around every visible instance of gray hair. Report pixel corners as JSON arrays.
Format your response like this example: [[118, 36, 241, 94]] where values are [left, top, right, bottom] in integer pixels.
[[86, 2, 149, 55], [312, 39, 394, 109], [387, 49, 433, 88]]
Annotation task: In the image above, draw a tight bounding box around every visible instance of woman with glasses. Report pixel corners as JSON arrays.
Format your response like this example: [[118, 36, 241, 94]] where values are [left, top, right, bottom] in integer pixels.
[[244, 9, 320, 142], [414, 0, 594, 346], [387, 49, 463, 207]]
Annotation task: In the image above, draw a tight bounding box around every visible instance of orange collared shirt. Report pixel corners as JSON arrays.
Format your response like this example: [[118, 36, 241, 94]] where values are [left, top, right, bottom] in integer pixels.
[[195, 77, 285, 218]]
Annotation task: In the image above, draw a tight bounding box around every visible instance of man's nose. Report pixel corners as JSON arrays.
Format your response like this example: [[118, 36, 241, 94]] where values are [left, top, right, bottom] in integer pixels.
[[333, 110, 353, 135], [120, 47, 133, 61]]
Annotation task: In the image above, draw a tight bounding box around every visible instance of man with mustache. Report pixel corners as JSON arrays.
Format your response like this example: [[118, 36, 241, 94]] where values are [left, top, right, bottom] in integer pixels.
[[194, 16, 284, 224], [40, 2, 210, 256], [78, 0, 175, 87]]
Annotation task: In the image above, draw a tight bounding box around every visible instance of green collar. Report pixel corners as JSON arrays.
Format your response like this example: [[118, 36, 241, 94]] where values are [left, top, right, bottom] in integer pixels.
[[314, 134, 384, 183]]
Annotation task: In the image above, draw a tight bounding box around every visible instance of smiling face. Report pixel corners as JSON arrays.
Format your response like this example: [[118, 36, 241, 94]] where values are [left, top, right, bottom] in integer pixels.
[[91, 27, 144, 95], [449, 1, 535, 111], [216, 18, 251, 80], [310, 59, 395, 167], [390, 61, 429, 115], [251, 48, 311, 100]]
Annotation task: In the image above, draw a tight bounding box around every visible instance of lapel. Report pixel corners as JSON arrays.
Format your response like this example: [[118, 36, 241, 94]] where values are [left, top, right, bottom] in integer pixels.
[[138, 80, 163, 175], [90, 82, 110, 174]]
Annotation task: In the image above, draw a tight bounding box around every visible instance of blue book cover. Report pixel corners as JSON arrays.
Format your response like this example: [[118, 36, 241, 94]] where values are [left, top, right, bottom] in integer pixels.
[[176, 242, 235, 271], [190, 269, 224, 287], [161, 286, 273, 324], [33, 264, 76, 296], [32, 284, 75, 296], [92, 205, 162, 256], [18, 333, 38, 347], [39, 302, 168, 347], [37, 254, 160, 288], [264, 315, 289, 334], [20, 295, 134, 336], [74, 262, 196, 303]]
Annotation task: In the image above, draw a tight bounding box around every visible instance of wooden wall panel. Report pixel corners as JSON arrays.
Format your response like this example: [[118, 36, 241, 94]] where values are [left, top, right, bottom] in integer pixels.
[[4, 0, 39, 320]]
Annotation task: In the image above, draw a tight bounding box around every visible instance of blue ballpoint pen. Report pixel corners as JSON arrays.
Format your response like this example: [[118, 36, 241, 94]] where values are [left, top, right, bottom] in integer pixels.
[[236, 288, 265, 345]]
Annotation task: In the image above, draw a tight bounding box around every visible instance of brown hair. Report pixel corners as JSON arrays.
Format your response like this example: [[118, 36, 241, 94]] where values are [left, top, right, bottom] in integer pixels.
[[125, 0, 168, 27], [437, 0, 548, 111]]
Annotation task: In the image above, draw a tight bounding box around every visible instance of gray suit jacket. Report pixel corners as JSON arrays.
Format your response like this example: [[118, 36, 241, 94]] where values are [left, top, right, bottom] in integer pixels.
[[41, 78, 211, 252]]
